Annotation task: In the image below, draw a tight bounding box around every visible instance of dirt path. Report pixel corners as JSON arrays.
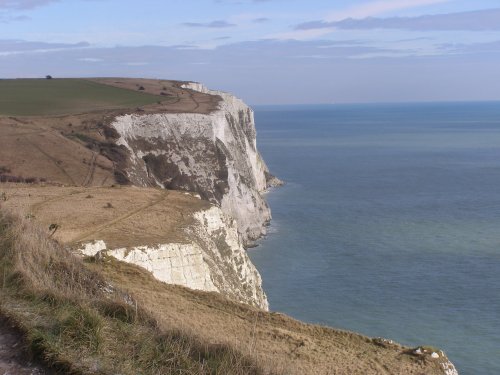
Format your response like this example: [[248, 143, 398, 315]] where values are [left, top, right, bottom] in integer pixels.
[[0, 317, 54, 375], [29, 142, 76, 186], [82, 152, 97, 187], [71, 190, 169, 244], [30, 189, 83, 216], [186, 91, 201, 111]]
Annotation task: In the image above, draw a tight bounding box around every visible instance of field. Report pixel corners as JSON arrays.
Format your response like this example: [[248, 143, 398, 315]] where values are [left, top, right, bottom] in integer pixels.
[[0, 78, 162, 116]]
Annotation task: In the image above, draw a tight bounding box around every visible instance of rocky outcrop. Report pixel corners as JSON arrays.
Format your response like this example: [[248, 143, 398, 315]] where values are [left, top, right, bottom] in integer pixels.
[[441, 360, 459, 375], [111, 82, 280, 246], [80, 204, 268, 310]]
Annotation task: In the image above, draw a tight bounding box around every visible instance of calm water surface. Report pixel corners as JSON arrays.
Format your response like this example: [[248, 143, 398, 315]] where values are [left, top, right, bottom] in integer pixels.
[[249, 102, 500, 375]]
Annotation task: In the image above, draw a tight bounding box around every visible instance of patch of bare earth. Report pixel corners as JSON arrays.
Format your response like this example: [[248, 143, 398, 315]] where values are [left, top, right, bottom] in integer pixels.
[[0, 317, 54, 375]]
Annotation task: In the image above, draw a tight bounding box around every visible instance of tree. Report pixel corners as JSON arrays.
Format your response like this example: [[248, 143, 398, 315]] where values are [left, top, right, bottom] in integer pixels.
[[46, 75, 53, 79]]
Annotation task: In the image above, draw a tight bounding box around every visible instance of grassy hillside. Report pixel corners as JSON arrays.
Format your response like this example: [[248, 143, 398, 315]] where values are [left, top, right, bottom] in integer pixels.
[[0, 211, 269, 375], [0, 79, 161, 116]]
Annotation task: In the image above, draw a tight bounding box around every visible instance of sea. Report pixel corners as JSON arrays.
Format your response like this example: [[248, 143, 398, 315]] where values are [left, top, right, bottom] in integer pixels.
[[249, 102, 500, 375]]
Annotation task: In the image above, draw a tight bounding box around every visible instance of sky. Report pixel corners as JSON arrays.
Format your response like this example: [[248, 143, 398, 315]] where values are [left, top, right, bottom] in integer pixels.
[[1, 0, 500, 104]]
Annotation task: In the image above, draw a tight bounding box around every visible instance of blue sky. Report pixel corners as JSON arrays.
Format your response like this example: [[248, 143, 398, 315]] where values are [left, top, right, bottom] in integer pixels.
[[1, 0, 500, 104]]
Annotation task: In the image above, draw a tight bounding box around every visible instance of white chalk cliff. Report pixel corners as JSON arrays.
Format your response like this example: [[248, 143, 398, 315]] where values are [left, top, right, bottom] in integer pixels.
[[112, 82, 280, 246], [79, 82, 282, 309], [80, 204, 268, 310]]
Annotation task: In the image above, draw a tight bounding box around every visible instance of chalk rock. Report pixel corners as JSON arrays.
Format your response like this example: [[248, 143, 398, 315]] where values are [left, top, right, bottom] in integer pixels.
[[111, 82, 280, 246]]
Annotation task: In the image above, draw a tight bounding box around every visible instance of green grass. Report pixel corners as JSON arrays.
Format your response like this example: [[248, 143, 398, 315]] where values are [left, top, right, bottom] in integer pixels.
[[0, 78, 160, 116]]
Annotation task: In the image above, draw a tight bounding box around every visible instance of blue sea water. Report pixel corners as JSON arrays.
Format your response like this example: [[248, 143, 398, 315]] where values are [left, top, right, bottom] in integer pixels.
[[249, 102, 500, 375]]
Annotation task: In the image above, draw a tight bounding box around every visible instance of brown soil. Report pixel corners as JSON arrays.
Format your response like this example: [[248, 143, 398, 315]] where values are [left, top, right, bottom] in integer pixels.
[[0, 316, 55, 375]]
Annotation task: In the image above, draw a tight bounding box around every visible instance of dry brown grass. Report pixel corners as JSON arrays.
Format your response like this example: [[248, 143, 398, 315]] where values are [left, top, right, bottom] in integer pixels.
[[0, 184, 208, 248], [94, 257, 454, 375], [0, 116, 116, 187], [0, 211, 274, 375]]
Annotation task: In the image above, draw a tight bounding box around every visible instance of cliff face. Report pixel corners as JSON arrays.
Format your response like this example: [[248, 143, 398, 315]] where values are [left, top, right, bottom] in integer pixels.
[[111, 83, 279, 246], [80, 202, 268, 310]]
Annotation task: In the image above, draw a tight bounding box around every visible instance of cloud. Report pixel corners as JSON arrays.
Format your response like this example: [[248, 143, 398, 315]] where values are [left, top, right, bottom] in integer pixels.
[[124, 62, 149, 66], [325, 0, 450, 21], [297, 8, 500, 31], [0, 38, 400, 63], [1, 38, 500, 104], [0, 39, 89, 56], [183, 20, 236, 28], [253, 17, 269, 23], [271, 0, 450, 40], [0, 0, 58, 9], [0, 13, 29, 22], [214, 0, 272, 2], [78, 57, 103, 62], [437, 40, 500, 54]]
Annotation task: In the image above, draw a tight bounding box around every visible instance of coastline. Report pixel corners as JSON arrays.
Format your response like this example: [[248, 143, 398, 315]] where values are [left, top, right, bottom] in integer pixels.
[[0, 79, 462, 374]]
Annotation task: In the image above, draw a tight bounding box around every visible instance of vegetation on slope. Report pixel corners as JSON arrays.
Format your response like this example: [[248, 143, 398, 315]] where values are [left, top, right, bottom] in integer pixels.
[[0, 79, 161, 116], [0, 211, 270, 375]]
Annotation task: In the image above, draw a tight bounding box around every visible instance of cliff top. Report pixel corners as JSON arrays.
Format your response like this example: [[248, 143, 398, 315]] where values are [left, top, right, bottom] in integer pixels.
[[0, 77, 220, 116], [0, 184, 209, 249]]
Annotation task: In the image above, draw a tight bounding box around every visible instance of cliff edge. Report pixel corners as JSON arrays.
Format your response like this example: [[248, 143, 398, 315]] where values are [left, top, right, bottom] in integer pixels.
[[111, 81, 280, 246]]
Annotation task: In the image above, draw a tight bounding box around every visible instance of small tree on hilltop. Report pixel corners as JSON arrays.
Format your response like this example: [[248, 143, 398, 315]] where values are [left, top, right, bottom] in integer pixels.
[[46, 75, 53, 80]]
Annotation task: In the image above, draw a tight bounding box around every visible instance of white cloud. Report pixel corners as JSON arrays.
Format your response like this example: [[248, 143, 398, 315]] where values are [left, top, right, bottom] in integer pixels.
[[267, 28, 336, 41], [326, 0, 452, 21], [270, 0, 451, 41], [0, 40, 89, 56], [124, 62, 149, 66], [296, 8, 500, 32], [78, 57, 103, 62], [0, 0, 57, 10]]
